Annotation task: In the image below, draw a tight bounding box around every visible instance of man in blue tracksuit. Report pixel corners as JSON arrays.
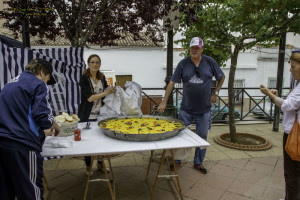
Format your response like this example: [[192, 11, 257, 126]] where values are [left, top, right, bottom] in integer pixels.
[[0, 58, 60, 200]]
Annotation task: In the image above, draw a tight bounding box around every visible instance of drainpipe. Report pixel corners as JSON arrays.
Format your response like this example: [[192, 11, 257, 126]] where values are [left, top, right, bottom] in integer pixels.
[[165, 29, 173, 105], [273, 32, 286, 131], [20, 0, 30, 48]]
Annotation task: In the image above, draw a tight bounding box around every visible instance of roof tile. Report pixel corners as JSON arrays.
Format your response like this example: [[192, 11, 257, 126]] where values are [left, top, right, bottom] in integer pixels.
[[0, 28, 164, 47]]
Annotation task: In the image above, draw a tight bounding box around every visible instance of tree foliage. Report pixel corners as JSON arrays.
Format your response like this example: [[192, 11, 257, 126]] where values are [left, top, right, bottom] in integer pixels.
[[178, 0, 300, 140], [178, 0, 300, 64], [0, 0, 204, 47]]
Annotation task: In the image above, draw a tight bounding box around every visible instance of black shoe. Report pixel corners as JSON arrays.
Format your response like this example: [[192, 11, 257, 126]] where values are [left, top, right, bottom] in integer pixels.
[[170, 162, 182, 171], [97, 161, 110, 173], [194, 164, 207, 174]]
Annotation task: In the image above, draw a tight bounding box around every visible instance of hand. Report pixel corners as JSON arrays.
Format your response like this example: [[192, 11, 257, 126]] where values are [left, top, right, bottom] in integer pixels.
[[157, 102, 167, 113], [210, 93, 217, 105], [45, 122, 60, 136], [52, 122, 60, 136], [270, 89, 278, 96], [260, 85, 271, 96], [44, 129, 53, 136], [105, 86, 115, 94]]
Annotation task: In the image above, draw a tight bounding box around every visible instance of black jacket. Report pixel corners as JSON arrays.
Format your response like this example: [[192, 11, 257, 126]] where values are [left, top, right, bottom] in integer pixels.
[[78, 74, 108, 122]]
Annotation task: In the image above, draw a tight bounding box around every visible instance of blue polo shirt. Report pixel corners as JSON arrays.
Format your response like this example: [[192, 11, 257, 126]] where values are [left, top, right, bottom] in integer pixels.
[[171, 55, 224, 114]]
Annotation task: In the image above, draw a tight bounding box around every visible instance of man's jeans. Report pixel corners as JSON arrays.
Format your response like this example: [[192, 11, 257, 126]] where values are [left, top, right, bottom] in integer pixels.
[[178, 109, 210, 165]]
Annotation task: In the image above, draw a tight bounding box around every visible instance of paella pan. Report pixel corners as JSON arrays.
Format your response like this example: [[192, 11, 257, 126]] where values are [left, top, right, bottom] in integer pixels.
[[98, 115, 185, 141]]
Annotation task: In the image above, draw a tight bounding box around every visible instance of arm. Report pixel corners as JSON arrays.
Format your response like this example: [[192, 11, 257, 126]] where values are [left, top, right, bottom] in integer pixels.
[[80, 75, 115, 103], [32, 84, 55, 130], [44, 121, 60, 136], [87, 86, 115, 102], [32, 83, 60, 136], [215, 74, 225, 93], [259, 85, 283, 108], [211, 74, 225, 104], [157, 81, 176, 113]]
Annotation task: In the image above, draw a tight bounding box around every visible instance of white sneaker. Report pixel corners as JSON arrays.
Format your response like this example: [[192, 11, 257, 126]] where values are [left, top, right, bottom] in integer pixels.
[[97, 162, 110, 173], [85, 166, 93, 176]]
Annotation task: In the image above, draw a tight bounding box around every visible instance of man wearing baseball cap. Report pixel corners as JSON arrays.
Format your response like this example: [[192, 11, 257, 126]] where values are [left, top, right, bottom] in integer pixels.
[[158, 37, 225, 174], [0, 58, 60, 199]]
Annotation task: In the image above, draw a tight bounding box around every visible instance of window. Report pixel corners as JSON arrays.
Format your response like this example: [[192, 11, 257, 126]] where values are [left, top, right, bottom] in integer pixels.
[[268, 77, 285, 89], [116, 75, 132, 87], [234, 79, 245, 104], [268, 78, 277, 88]]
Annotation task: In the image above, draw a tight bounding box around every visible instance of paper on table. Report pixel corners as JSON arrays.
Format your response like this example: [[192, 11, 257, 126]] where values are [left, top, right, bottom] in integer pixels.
[[44, 136, 73, 148]]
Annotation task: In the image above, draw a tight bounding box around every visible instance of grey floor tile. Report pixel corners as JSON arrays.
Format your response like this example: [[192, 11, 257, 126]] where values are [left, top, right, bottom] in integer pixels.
[[227, 180, 267, 199], [185, 183, 225, 200], [236, 169, 270, 185], [219, 191, 254, 200], [209, 163, 242, 179], [218, 158, 249, 169], [250, 156, 279, 166], [45, 189, 73, 200], [243, 160, 275, 175], [261, 186, 285, 200], [200, 172, 234, 191]]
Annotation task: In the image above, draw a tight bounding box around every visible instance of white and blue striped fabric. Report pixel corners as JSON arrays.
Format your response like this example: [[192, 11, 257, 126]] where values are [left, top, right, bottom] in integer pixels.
[[0, 35, 86, 116]]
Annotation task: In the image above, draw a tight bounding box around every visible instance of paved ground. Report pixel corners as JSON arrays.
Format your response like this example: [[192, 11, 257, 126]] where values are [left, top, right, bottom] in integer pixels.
[[44, 122, 285, 200]]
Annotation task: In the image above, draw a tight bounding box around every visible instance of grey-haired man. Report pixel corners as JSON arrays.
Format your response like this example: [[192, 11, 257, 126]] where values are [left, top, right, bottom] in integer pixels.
[[158, 37, 225, 174]]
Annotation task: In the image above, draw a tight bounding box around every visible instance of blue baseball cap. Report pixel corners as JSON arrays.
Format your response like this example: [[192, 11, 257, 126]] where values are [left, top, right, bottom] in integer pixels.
[[35, 58, 56, 85]]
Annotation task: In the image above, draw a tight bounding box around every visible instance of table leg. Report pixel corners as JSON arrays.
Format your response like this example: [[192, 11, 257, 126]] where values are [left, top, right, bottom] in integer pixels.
[[107, 156, 114, 180], [165, 155, 172, 174], [145, 149, 184, 200], [170, 149, 183, 200], [151, 149, 166, 200], [84, 156, 95, 200], [101, 155, 115, 200], [145, 150, 154, 182]]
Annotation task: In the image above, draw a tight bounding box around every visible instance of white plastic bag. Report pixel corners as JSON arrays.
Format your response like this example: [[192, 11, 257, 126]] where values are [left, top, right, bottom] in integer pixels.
[[120, 81, 142, 116], [98, 81, 142, 120], [99, 86, 123, 120]]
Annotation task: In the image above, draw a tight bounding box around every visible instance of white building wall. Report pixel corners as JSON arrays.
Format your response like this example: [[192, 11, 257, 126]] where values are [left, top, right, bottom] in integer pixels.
[[84, 47, 182, 96], [286, 33, 300, 48], [221, 47, 294, 97]]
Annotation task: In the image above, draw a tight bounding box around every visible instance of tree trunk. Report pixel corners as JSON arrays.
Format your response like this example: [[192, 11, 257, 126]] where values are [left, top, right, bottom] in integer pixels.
[[228, 46, 240, 142]]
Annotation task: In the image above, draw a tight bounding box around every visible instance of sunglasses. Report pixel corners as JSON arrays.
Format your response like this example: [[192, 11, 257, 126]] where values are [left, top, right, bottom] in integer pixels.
[[195, 67, 200, 77]]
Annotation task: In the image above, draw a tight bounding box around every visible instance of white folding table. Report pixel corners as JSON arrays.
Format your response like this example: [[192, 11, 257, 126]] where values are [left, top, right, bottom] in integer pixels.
[[42, 122, 210, 200]]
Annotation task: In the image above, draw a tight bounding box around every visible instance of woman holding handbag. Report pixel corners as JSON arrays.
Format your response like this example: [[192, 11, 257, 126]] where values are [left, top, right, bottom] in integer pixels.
[[260, 50, 300, 200]]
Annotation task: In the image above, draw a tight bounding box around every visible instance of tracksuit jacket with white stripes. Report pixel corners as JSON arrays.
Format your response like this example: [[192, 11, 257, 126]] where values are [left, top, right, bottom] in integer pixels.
[[0, 70, 54, 151]]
